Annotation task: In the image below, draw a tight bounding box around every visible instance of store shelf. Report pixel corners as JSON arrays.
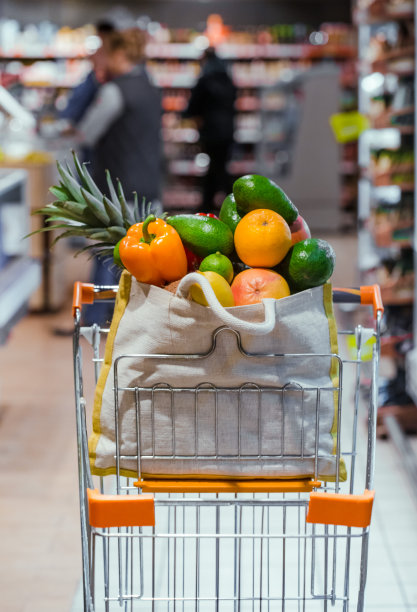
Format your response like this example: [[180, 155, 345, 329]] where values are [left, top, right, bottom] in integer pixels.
[[0, 55, 88, 62], [145, 42, 356, 61], [372, 45, 415, 63], [355, 6, 414, 25], [0, 256, 41, 345]]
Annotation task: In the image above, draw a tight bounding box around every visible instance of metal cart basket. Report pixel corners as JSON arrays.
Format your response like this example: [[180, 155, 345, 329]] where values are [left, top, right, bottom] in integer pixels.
[[73, 282, 383, 611]]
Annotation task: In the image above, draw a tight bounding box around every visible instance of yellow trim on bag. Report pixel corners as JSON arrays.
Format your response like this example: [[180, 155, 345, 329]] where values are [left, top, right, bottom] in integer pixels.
[[89, 271, 132, 471], [323, 283, 347, 482]]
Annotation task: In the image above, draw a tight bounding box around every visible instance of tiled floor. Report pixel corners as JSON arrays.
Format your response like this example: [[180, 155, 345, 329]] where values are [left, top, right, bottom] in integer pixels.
[[0, 236, 416, 611]]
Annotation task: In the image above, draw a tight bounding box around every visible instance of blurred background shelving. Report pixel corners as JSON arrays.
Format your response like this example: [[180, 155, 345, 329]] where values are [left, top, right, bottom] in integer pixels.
[[0, 17, 358, 222], [0, 10, 361, 309], [356, 0, 417, 472]]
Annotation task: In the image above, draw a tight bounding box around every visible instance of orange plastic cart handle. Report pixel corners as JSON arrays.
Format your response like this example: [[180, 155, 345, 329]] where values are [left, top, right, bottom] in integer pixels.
[[87, 488, 155, 528], [360, 285, 384, 317], [306, 489, 375, 528], [72, 282, 95, 317], [333, 285, 383, 318]]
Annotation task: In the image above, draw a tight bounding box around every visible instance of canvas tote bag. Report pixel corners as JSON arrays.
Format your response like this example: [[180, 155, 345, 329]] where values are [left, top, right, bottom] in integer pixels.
[[89, 271, 345, 481]]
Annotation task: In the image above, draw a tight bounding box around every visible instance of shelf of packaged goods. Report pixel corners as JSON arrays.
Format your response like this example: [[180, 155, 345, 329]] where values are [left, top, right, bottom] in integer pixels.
[[361, 61, 414, 77], [19, 80, 76, 89], [370, 179, 414, 191], [162, 96, 285, 114], [371, 45, 415, 64], [155, 77, 303, 89], [369, 231, 413, 250], [235, 97, 260, 112], [354, 6, 414, 25], [371, 107, 414, 130], [162, 128, 199, 144], [163, 128, 261, 145], [229, 160, 259, 175], [366, 170, 414, 184], [394, 182, 414, 192], [162, 189, 201, 210], [145, 43, 356, 61], [168, 160, 205, 177], [168, 159, 257, 176], [0, 55, 88, 63]]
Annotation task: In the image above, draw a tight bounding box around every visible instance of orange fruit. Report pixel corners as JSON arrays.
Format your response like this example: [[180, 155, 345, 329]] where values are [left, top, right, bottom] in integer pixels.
[[231, 268, 290, 305], [234, 209, 291, 268]]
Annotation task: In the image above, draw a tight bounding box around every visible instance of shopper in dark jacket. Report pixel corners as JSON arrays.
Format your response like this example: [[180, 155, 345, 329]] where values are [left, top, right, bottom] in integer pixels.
[[60, 21, 115, 129], [79, 28, 162, 202], [184, 47, 236, 213], [78, 28, 162, 325]]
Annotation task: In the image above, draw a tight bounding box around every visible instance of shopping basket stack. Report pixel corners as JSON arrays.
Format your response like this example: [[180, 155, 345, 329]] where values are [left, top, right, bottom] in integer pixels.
[[72, 280, 382, 611]]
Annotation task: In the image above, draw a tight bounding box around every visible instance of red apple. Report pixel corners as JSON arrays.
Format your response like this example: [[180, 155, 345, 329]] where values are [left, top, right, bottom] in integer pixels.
[[231, 268, 290, 306], [289, 215, 311, 245]]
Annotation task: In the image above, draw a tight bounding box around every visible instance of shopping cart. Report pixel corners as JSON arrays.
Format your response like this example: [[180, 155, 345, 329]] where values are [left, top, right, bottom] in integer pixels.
[[72, 282, 383, 612]]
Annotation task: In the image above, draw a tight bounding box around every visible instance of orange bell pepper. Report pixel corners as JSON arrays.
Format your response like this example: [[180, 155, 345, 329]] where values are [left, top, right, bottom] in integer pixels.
[[118, 215, 187, 285]]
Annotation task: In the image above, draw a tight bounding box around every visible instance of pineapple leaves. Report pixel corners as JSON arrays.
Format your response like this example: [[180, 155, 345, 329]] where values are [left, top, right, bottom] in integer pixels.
[[116, 178, 134, 229], [29, 152, 152, 249], [132, 192, 141, 223], [105, 170, 119, 207], [80, 188, 110, 226], [49, 185, 72, 202], [57, 162, 87, 205], [102, 195, 124, 228]]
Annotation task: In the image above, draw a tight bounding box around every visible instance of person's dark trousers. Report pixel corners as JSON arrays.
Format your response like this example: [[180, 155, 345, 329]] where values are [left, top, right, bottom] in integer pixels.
[[200, 141, 233, 214], [82, 256, 122, 327]]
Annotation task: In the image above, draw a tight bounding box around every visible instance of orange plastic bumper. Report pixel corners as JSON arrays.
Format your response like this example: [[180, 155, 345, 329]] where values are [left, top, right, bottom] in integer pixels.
[[87, 488, 155, 528], [306, 489, 375, 528], [133, 478, 321, 494]]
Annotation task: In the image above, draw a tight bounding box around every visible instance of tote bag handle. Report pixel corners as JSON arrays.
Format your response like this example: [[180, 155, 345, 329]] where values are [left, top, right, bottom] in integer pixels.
[[176, 273, 277, 336]]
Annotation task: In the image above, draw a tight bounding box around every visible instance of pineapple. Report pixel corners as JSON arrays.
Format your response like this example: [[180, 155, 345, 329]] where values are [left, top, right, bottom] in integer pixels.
[[32, 151, 150, 259]]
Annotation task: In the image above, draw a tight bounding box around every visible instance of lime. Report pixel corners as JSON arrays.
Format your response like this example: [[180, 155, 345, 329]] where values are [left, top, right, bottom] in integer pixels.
[[276, 238, 336, 291], [190, 271, 235, 307], [199, 251, 234, 284]]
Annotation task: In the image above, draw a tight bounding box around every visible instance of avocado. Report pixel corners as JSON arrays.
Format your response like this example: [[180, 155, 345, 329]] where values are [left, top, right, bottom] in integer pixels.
[[233, 174, 298, 225], [166, 214, 234, 258], [275, 238, 336, 292], [219, 193, 242, 234]]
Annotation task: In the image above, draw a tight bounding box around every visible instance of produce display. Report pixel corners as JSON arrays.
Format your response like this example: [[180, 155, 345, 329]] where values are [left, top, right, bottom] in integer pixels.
[[34, 153, 336, 308]]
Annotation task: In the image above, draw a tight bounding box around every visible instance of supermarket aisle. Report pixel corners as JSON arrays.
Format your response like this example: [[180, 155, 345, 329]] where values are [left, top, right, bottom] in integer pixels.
[[0, 235, 416, 611]]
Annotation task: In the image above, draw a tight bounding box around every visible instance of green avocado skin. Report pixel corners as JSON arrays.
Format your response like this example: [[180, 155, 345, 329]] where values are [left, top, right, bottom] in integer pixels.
[[219, 193, 242, 234], [167, 215, 234, 258], [233, 174, 298, 225], [275, 238, 336, 292]]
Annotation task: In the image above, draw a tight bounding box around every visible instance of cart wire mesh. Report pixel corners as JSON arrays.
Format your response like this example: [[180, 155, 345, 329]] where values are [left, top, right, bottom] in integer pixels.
[[73, 285, 381, 612]]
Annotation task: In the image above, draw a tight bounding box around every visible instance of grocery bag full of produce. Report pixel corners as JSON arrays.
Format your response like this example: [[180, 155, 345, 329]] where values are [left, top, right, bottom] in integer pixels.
[[34, 154, 345, 481]]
